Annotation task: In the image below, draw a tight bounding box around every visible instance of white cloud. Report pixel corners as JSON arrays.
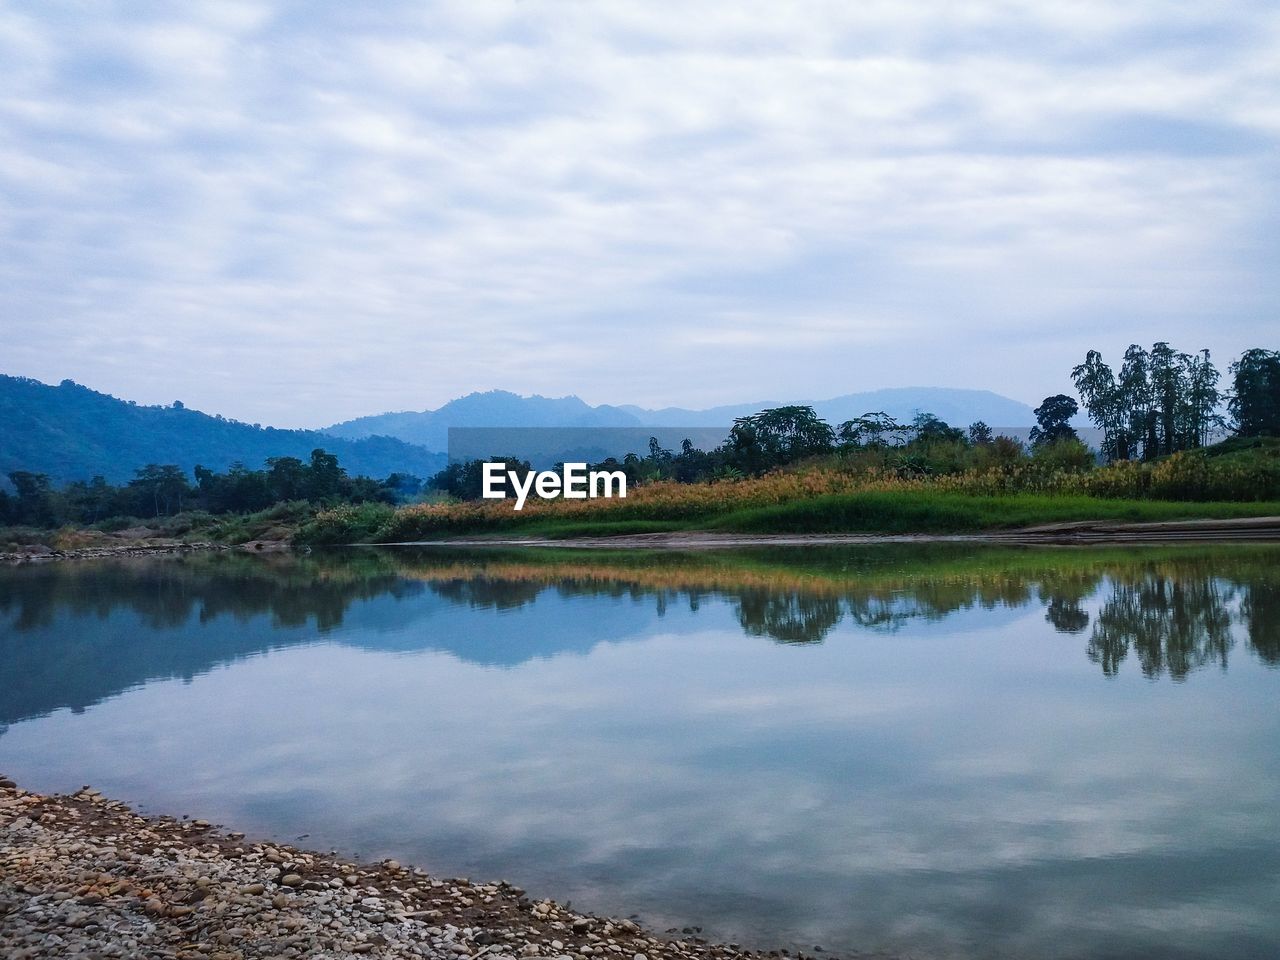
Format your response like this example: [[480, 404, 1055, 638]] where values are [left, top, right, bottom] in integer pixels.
[[1, 0, 1276, 424]]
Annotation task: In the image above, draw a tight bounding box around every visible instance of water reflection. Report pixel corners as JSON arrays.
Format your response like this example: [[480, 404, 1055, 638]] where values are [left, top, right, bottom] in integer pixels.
[[1, 544, 1279, 960], [3, 546, 1280, 727], [1088, 576, 1235, 680]]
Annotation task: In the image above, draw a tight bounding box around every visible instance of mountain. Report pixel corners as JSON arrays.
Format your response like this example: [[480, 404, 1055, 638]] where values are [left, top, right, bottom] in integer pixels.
[[617, 387, 1038, 429], [325, 389, 644, 450], [0, 376, 446, 486], [328, 387, 1040, 445], [1, 375, 1052, 489]]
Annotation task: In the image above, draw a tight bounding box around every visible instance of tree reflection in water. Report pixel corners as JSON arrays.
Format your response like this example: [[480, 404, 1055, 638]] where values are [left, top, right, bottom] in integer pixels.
[[734, 591, 843, 644], [1087, 575, 1235, 680], [2, 547, 1278, 726]]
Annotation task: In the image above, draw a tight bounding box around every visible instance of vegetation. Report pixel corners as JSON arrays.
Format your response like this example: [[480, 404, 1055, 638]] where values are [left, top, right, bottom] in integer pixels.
[[0, 374, 445, 486], [296, 458, 1280, 543], [1071, 342, 1223, 460], [0, 450, 423, 537], [4, 342, 1279, 546], [1229, 348, 1280, 438], [6, 546, 1276, 719]]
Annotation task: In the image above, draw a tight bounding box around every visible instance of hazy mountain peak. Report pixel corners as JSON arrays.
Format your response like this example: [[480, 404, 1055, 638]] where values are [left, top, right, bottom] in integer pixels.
[[323, 386, 1042, 449]]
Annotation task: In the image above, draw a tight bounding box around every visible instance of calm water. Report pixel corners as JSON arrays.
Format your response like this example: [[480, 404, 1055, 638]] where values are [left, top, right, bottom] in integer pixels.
[[2, 545, 1278, 960]]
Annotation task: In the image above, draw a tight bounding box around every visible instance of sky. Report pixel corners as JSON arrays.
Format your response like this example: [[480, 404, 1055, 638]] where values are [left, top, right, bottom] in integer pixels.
[[1, 1, 1277, 429]]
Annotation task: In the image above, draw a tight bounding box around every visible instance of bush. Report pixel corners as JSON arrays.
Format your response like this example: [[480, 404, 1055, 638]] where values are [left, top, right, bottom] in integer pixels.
[[297, 502, 395, 544], [1031, 438, 1095, 473], [1083, 460, 1149, 499]]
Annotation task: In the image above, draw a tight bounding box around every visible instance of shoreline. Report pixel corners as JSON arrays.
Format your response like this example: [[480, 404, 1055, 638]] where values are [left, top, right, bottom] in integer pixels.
[[0, 778, 827, 960], [387, 515, 1280, 550], [4, 516, 1278, 566], [0, 541, 281, 566]]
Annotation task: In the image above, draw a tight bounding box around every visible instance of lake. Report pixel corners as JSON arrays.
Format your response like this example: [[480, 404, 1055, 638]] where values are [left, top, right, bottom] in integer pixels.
[[1, 544, 1278, 959]]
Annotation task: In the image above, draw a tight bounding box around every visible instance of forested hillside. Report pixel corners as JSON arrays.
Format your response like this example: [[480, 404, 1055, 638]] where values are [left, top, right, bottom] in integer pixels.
[[0, 376, 445, 486]]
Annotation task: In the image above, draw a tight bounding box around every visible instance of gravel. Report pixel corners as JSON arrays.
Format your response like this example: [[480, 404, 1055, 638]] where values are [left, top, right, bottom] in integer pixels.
[[1, 778, 821, 960]]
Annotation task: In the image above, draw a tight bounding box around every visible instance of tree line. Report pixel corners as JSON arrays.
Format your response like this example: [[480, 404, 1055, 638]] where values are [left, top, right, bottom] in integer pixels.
[[1072, 343, 1279, 461], [3, 343, 1276, 524], [0, 449, 424, 528], [442, 342, 1276, 497], [442, 402, 1087, 499]]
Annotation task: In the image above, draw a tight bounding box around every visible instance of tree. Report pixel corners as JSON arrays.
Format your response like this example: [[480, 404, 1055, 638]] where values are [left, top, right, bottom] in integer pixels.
[[1118, 344, 1156, 460], [727, 405, 834, 474], [129, 464, 189, 517], [65, 475, 117, 523], [1229, 348, 1280, 437], [7, 471, 56, 526], [968, 421, 993, 446], [305, 448, 345, 500], [1074, 343, 1222, 460], [1073, 350, 1128, 461], [266, 456, 308, 501], [1029, 395, 1079, 448], [1183, 349, 1223, 448], [430, 457, 532, 500], [837, 411, 906, 448], [910, 412, 965, 444]]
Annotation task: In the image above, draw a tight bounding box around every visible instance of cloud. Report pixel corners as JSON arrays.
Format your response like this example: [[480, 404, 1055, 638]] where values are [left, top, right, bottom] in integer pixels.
[[1, 0, 1277, 424]]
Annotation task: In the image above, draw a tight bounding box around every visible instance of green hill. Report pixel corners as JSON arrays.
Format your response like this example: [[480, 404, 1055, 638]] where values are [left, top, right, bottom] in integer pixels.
[[0, 375, 446, 486]]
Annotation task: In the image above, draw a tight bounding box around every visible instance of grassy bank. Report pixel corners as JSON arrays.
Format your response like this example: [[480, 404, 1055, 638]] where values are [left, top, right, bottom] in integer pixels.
[[7, 443, 1278, 548], [707, 491, 1280, 535], [290, 441, 1280, 543], [297, 487, 1280, 543]]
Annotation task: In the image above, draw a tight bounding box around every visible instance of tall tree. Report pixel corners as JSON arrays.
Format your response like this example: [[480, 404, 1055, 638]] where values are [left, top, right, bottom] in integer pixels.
[[910, 413, 966, 443], [727, 406, 835, 474], [306, 448, 345, 500], [129, 464, 189, 517], [968, 421, 993, 446], [1148, 342, 1185, 456], [837, 411, 907, 448], [1074, 343, 1222, 460], [266, 456, 308, 501], [1229, 348, 1280, 437], [1117, 344, 1156, 460], [1072, 350, 1128, 460], [7, 471, 56, 526], [1182, 349, 1223, 448], [1029, 395, 1079, 448]]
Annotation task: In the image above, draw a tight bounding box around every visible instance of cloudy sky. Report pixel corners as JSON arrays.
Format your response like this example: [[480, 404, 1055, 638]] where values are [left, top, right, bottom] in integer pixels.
[[2, 1, 1277, 428]]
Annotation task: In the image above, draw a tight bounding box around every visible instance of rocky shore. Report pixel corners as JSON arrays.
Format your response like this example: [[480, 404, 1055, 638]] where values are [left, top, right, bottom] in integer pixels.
[[0, 541, 258, 565], [0, 779, 810, 960]]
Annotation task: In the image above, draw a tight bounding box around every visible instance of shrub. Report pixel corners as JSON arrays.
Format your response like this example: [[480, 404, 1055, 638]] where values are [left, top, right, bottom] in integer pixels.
[[297, 502, 395, 544], [1031, 438, 1095, 473]]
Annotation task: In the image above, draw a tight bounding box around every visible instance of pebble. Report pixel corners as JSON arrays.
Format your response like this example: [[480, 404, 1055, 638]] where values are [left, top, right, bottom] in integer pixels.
[[0, 775, 798, 960]]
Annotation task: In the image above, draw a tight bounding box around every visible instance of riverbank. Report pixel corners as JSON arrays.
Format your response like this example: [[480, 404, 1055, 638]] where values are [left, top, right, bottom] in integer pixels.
[[396, 515, 1280, 549], [300, 486, 1280, 545], [0, 540, 295, 565], [0, 779, 812, 960], [0, 541, 227, 565]]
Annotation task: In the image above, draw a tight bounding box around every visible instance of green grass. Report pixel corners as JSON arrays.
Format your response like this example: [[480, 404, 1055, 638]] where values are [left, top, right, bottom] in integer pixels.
[[706, 491, 1280, 535], [495, 519, 688, 540], [375, 491, 1280, 542]]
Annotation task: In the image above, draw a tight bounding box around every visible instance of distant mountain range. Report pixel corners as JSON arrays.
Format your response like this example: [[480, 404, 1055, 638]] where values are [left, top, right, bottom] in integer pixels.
[[0, 376, 446, 486], [1, 375, 1052, 487], [324, 390, 641, 449], [325, 387, 1040, 449]]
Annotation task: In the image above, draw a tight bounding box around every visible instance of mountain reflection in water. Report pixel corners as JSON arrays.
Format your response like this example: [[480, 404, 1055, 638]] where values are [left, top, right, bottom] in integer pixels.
[[3, 545, 1278, 728], [2, 544, 1279, 960]]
